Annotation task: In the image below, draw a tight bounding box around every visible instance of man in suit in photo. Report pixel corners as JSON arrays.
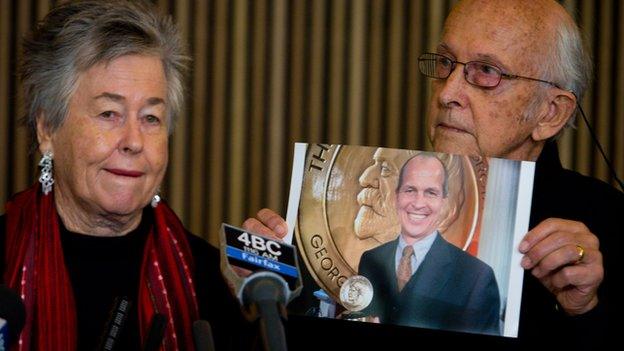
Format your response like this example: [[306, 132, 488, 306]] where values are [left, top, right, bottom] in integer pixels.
[[358, 152, 500, 335]]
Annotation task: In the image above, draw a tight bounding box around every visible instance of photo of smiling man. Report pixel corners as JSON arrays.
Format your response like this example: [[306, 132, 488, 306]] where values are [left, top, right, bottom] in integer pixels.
[[358, 152, 501, 336]]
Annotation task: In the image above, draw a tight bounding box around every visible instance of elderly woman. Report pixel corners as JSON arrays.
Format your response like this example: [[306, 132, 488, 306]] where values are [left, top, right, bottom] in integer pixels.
[[0, 1, 282, 350]]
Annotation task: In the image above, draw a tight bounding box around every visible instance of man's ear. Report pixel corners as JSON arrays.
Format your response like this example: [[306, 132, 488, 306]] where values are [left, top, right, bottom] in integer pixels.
[[36, 114, 55, 154], [531, 90, 577, 141]]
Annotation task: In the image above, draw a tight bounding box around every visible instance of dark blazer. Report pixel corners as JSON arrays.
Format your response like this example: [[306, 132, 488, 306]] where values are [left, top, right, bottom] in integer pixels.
[[358, 234, 501, 335]]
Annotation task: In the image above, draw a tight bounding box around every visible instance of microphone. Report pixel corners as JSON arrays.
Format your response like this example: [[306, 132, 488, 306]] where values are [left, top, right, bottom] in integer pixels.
[[241, 271, 289, 351], [0, 285, 26, 349], [97, 296, 132, 351], [143, 313, 166, 351], [219, 224, 302, 351], [192, 320, 215, 351]]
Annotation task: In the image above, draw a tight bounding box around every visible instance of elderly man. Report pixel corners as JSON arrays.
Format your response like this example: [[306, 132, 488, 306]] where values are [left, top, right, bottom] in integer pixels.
[[358, 153, 500, 335], [246, 0, 623, 347]]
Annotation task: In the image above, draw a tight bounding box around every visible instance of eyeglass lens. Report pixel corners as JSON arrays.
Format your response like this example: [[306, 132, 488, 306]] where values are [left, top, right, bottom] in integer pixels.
[[419, 53, 502, 88]]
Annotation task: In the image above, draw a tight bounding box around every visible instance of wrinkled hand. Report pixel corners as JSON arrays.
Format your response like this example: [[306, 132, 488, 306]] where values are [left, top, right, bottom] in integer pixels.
[[519, 218, 603, 315], [242, 208, 288, 241]]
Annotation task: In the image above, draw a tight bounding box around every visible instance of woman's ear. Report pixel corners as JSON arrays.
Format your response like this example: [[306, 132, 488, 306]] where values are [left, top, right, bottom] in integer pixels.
[[531, 89, 577, 141], [36, 114, 54, 154]]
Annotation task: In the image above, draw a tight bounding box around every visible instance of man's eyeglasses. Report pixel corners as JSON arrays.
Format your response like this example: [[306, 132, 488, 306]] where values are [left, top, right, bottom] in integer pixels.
[[418, 53, 560, 89]]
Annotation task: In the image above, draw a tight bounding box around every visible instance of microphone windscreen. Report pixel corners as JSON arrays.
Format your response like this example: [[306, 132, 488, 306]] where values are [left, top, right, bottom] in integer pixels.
[[192, 320, 215, 351]]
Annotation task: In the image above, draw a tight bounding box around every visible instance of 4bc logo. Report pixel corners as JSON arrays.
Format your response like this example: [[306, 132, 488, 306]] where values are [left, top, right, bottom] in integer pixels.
[[222, 223, 300, 288], [237, 232, 283, 259]]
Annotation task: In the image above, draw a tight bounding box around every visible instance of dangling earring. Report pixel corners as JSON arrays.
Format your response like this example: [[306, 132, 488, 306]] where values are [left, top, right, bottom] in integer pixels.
[[38, 151, 54, 195], [151, 192, 161, 208]]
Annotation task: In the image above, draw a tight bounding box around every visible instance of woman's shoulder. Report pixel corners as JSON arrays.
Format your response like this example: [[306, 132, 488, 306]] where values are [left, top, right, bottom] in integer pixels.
[[186, 231, 220, 275], [185, 231, 217, 251]]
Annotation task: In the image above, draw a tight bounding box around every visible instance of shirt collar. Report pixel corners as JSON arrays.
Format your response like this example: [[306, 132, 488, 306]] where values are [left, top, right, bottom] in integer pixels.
[[398, 230, 438, 261]]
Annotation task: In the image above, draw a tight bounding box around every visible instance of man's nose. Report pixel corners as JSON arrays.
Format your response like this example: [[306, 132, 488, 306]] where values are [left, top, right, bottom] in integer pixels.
[[437, 64, 469, 109], [359, 165, 379, 187], [408, 193, 427, 208]]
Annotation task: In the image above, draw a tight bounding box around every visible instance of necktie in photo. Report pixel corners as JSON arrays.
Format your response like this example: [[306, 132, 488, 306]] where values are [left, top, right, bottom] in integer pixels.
[[397, 245, 414, 292]]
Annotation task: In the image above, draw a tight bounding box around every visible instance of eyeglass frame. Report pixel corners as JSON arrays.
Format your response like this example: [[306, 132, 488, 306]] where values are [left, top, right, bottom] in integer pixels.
[[418, 52, 562, 89]]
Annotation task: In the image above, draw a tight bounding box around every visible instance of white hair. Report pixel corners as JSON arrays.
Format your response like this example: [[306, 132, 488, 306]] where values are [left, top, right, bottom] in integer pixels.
[[21, 0, 190, 149], [544, 15, 593, 128]]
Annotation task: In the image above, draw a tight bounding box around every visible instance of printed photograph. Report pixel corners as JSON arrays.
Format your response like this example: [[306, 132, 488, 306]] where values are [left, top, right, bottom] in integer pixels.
[[286, 143, 535, 337]]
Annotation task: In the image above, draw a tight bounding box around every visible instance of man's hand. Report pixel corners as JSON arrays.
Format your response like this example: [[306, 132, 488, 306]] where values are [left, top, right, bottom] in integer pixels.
[[242, 208, 288, 240], [519, 218, 603, 315]]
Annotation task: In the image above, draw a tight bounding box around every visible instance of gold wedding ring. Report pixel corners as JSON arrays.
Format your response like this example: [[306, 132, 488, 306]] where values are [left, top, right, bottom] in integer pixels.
[[575, 244, 585, 264]]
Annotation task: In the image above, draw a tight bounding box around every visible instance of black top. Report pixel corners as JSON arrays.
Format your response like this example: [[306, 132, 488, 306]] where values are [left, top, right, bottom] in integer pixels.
[[0, 208, 251, 350], [284, 141, 623, 349], [518, 141, 622, 349]]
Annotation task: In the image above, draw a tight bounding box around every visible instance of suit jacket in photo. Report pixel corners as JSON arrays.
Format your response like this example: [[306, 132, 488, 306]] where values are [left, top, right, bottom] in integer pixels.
[[358, 234, 501, 335]]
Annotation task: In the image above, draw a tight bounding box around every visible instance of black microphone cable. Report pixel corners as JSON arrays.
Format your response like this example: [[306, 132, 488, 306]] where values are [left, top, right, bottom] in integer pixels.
[[574, 99, 624, 192]]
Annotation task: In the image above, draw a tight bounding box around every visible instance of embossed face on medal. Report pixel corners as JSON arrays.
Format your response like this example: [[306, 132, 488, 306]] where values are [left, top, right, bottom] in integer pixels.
[[296, 144, 487, 301], [354, 148, 403, 241], [339, 275, 373, 312]]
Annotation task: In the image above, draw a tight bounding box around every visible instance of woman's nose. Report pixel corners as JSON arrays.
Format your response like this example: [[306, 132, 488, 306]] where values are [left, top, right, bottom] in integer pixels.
[[119, 118, 144, 154]]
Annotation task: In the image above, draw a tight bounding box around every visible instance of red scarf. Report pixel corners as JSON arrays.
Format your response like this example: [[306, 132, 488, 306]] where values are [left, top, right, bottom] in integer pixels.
[[3, 184, 199, 350]]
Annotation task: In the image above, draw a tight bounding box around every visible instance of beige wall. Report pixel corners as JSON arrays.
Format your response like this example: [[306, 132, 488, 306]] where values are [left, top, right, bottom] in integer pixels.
[[1, 0, 622, 245]]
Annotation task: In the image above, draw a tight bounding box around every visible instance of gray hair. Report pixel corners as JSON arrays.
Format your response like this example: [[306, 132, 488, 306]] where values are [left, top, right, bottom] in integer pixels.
[[21, 0, 189, 149], [396, 152, 449, 198], [543, 14, 593, 129]]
